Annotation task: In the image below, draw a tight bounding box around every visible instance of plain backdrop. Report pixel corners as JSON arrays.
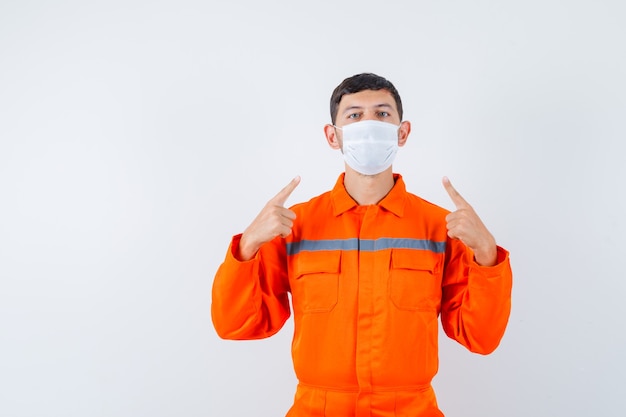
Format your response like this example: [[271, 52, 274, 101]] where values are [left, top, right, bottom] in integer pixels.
[[1, 1, 625, 416]]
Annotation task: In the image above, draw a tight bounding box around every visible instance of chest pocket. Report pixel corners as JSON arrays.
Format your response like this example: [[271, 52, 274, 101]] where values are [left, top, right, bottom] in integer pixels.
[[388, 249, 441, 312], [292, 251, 341, 313]]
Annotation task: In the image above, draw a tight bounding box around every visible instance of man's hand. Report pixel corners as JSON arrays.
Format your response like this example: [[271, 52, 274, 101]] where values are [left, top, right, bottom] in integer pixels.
[[237, 176, 301, 261], [442, 176, 497, 266]]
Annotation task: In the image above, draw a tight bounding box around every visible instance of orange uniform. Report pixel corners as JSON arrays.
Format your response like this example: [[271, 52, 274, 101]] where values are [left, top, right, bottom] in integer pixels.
[[212, 174, 513, 416]]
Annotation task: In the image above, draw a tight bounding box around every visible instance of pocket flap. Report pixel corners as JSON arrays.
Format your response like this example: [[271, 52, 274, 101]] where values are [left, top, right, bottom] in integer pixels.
[[294, 250, 341, 277], [391, 249, 437, 272]]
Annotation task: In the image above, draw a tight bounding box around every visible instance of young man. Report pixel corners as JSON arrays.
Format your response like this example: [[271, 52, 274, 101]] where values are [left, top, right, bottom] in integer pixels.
[[212, 73, 513, 417]]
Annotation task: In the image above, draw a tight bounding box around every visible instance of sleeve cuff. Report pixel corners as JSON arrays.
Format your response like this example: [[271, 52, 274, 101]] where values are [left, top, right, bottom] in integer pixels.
[[228, 234, 261, 263], [470, 245, 510, 276]]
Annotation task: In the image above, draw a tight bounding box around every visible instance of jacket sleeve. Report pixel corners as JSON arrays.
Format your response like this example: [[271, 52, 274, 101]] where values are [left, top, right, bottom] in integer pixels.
[[211, 234, 291, 340], [440, 239, 513, 354]]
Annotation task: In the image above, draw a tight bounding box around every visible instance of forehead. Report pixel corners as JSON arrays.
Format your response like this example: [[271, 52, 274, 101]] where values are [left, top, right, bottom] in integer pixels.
[[338, 89, 397, 112]]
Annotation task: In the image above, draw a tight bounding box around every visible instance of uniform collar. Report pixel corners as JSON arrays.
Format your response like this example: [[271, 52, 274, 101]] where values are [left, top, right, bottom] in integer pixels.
[[330, 173, 407, 217]]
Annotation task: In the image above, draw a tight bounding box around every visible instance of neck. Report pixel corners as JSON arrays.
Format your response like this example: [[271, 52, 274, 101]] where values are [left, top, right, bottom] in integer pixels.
[[343, 166, 395, 205]]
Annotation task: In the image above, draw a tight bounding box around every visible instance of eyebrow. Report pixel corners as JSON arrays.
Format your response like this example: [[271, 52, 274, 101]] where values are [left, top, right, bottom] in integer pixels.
[[342, 103, 394, 115]]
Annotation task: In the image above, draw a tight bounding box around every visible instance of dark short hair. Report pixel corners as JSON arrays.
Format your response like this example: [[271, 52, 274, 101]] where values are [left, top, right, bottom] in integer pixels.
[[330, 73, 403, 124]]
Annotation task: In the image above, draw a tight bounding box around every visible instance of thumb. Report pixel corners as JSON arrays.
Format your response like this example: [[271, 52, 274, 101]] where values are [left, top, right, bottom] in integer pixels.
[[271, 176, 301, 206], [442, 176, 469, 209]]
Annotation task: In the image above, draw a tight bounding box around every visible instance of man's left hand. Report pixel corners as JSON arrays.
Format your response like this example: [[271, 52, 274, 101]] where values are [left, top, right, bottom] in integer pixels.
[[442, 176, 497, 266]]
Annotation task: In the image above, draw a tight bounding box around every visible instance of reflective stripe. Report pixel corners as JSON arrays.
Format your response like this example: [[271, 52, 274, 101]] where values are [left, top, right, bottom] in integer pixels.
[[286, 238, 445, 256], [363, 238, 446, 253], [287, 239, 358, 255]]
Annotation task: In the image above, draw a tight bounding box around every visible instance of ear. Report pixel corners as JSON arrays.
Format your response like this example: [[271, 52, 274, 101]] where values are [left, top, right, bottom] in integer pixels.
[[398, 120, 411, 147], [324, 124, 342, 150]]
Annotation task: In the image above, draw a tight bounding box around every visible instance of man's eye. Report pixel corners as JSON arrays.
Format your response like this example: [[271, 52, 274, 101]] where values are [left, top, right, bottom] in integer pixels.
[[348, 113, 361, 119], [378, 111, 390, 117]]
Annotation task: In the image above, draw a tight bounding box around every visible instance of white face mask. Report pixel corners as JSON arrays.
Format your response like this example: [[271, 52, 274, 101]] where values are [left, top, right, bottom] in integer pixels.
[[335, 120, 400, 175]]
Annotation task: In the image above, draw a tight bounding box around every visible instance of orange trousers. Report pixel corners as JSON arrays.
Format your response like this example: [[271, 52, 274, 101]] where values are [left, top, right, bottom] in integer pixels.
[[286, 384, 444, 417]]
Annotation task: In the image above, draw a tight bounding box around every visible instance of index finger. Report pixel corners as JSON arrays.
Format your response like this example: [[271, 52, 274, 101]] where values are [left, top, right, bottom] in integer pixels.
[[271, 175, 301, 206], [442, 176, 469, 209]]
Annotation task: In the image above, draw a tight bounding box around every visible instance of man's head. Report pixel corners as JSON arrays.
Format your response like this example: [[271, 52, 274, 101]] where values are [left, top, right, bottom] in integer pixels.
[[324, 73, 411, 176], [330, 73, 403, 125]]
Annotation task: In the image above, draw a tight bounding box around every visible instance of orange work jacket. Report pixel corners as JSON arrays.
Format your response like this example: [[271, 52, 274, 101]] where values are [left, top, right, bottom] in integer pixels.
[[212, 173, 513, 417]]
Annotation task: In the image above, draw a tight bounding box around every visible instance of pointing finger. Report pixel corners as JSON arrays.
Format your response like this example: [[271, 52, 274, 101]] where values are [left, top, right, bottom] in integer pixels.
[[271, 176, 301, 207], [442, 176, 469, 209]]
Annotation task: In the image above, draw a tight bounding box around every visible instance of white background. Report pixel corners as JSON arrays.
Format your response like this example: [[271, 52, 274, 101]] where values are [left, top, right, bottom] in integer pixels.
[[1, 1, 625, 416]]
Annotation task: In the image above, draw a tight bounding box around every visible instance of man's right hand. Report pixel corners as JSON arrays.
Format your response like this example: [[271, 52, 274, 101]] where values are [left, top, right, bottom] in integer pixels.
[[237, 176, 301, 261]]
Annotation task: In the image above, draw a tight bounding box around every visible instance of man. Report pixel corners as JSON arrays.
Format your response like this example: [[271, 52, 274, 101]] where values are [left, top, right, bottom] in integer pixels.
[[212, 73, 512, 416]]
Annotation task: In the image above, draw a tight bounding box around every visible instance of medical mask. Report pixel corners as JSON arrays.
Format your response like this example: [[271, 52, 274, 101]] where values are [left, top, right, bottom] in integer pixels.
[[335, 120, 400, 175]]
